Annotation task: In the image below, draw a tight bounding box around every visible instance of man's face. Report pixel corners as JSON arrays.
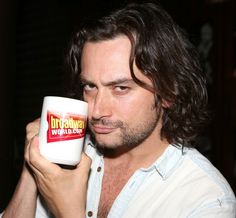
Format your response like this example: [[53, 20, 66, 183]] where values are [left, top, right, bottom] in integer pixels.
[[80, 36, 161, 149]]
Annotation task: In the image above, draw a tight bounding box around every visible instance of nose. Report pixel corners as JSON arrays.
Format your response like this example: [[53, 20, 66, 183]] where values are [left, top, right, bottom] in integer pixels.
[[91, 90, 112, 120]]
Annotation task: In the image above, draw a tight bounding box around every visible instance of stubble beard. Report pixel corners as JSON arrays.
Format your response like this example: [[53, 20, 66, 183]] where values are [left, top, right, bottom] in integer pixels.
[[89, 109, 160, 150]]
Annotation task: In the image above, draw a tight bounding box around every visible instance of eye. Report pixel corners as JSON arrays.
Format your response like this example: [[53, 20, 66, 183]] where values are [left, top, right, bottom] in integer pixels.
[[115, 86, 128, 91], [83, 83, 97, 91], [113, 86, 130, 94]]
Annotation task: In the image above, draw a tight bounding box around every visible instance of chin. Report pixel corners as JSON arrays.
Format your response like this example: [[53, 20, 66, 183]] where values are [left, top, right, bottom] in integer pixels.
[[96, 140, 118, 149], [93, 131, 119, 145], [95, 137, 120, 149]]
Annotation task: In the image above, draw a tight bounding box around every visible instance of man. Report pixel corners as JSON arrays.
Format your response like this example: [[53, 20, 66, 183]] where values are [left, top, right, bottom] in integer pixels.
[[1, 2, 236, 218]]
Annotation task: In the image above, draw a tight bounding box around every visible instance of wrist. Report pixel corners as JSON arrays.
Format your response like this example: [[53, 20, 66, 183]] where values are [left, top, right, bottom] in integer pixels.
[[21, 163, 37, 193]]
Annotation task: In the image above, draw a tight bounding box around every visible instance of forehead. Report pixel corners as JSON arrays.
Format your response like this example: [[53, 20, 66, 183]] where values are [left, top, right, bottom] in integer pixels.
[[80, 36, 132, 81], [83, 35, 131, 55], [80, 36, 150, 84]]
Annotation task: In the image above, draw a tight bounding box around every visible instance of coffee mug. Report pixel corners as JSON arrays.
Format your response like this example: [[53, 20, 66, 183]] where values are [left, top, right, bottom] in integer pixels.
[[39, 96, 88, 166]]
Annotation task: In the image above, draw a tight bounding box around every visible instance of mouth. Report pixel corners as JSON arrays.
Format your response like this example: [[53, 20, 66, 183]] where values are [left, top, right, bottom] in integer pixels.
[[92, 125, 116, 134]]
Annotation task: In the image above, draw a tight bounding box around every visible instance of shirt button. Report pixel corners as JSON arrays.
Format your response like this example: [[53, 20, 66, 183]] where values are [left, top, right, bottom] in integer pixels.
[[97, 166, 102, 172], [88, 211, 93, 217]]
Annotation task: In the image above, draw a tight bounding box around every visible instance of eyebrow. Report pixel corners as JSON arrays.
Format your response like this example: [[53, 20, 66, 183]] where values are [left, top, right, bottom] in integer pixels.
[[104, 78, 135, 86], [80, 76, 135, 87]]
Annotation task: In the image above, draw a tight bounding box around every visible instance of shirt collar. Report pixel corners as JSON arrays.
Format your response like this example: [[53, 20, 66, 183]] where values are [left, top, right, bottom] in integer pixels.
[[151, 144, 185, 180], [85, 135, 185, 181]]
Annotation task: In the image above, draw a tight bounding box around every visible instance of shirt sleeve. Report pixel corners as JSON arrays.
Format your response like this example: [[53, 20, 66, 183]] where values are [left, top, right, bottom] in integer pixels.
[[188, 197, 236, 218]]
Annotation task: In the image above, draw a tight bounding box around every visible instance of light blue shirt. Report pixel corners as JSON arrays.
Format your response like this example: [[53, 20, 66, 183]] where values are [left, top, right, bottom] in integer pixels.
[[85, 139, 236, 217]]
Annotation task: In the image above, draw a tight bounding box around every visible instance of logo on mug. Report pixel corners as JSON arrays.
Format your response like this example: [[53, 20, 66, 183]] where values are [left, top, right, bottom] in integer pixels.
[[47, 111, 86, 143]]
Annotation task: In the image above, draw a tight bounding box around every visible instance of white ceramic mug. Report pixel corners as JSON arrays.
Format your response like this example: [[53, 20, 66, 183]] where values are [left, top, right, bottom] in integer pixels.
[[39, 96, 88, 166]]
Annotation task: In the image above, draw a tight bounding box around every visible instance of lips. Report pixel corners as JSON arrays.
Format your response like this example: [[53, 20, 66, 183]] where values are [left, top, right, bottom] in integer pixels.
[[92, 125, 116, 134]]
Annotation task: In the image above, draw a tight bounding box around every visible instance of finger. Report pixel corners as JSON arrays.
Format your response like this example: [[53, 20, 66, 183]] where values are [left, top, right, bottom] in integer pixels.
[[74, 153, 92, 177], [25, 118, 40, 143], [24, 133, 36, 165], [80, 153, 92, 168], [25, 118, 40, 159], [25, 136, 42, 176], [28, 136, 61, 178], [24, 131, 39, 164]]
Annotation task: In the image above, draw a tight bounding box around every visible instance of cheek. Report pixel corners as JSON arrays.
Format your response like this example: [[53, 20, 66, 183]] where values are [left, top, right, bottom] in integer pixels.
[[83, 96, 93, 118], [86, 101, 94, 119], [118, 95, 156, 121]]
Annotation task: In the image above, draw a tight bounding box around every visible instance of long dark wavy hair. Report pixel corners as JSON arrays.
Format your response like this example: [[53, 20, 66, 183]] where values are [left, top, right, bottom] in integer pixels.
[[66, 2, 209, 147]]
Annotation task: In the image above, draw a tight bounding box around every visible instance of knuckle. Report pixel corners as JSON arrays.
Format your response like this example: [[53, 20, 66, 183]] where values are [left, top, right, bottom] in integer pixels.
[[26, 121, 39, 141], [24, 154, 28, 162], [24, 152, 29, 163], [28, 157, 37, 166], [26, 122, 33, 132]]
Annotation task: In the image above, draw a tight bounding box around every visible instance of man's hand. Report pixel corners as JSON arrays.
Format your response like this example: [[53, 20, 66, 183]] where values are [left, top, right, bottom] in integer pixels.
[[22, 118, 41, 186], [25, 135, 91, 218]]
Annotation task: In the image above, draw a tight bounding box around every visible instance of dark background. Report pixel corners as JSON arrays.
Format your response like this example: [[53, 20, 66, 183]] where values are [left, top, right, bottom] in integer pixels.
[[0, 0, 236, 211]]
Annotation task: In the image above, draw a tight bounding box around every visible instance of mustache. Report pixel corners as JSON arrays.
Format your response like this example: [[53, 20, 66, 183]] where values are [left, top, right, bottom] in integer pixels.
[[89, 119, 124, 128]]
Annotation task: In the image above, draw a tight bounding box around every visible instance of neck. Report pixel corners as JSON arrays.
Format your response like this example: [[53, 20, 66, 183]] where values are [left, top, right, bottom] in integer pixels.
[[101, 136, 169, 169]]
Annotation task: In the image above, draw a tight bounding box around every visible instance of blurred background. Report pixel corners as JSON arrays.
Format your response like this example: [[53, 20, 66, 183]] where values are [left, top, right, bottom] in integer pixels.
[[0, 0, 235, 211]]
